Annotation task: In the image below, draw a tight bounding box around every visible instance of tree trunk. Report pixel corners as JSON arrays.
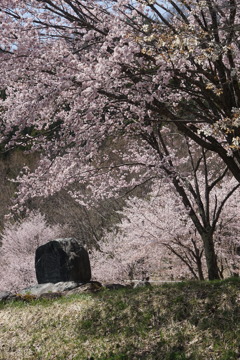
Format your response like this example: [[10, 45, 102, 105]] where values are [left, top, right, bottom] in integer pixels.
[[202, 233, 220, 280], [195, 253, 204, 281]]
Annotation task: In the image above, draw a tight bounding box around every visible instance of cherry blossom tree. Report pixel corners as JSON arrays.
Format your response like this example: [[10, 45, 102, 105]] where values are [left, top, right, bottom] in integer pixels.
[[91, 175, 240, 282], [0, 211, 64, 292], [0, 0, 239, 181], [0, 0, 240, 175], [90, 183, 204, 283], [0, 0, 240, 280]]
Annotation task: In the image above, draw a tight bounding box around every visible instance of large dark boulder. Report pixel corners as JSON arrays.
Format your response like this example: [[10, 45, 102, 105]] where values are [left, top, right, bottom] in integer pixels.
[[35, 238, 91, 284]]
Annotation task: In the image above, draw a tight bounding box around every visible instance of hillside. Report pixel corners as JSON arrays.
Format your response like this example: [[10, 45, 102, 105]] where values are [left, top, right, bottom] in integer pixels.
[[1, 278, 240, 360]]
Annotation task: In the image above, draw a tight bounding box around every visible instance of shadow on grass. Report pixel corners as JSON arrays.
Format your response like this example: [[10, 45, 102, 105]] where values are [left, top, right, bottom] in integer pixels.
[[73, 279, 240, 360]]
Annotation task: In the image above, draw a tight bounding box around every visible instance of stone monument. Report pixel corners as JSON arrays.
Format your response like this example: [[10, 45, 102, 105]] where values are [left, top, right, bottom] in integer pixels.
[[35, 238, 91, 284]]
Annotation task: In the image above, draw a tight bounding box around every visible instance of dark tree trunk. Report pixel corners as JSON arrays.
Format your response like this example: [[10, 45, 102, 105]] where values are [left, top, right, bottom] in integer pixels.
[[196, 253, 205, 281], [202, 233, 220, 280]]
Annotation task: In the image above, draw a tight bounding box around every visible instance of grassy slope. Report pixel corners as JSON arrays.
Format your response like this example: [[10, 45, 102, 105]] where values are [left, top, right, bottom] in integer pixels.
[[1, 278, 240, 360]]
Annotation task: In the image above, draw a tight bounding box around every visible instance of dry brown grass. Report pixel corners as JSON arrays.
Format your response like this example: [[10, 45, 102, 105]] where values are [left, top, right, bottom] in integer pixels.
[[1, 278, 240, 360]]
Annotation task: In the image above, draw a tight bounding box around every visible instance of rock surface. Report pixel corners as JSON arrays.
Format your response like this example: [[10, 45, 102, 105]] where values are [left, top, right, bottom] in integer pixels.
[[104, 283, 126, 290], [19, 281, 82, 296], [133, 280, 151, 289], [35, 238, 91, 284], [0, 291, 15, 301], [65, 281, 103, 295], [0, 281, 133, 302]]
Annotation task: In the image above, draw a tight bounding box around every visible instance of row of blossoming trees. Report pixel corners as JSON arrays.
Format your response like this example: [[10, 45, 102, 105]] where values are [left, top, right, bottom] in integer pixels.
[[0, 0, 240, 287]]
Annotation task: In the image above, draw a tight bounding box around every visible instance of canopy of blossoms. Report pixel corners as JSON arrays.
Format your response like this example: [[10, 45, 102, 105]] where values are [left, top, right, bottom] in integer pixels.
[[0, 0, 240, 204]]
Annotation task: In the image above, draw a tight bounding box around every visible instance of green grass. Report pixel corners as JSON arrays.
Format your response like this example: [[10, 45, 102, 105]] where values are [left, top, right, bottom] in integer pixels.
[[1, 278, 240, 359]]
